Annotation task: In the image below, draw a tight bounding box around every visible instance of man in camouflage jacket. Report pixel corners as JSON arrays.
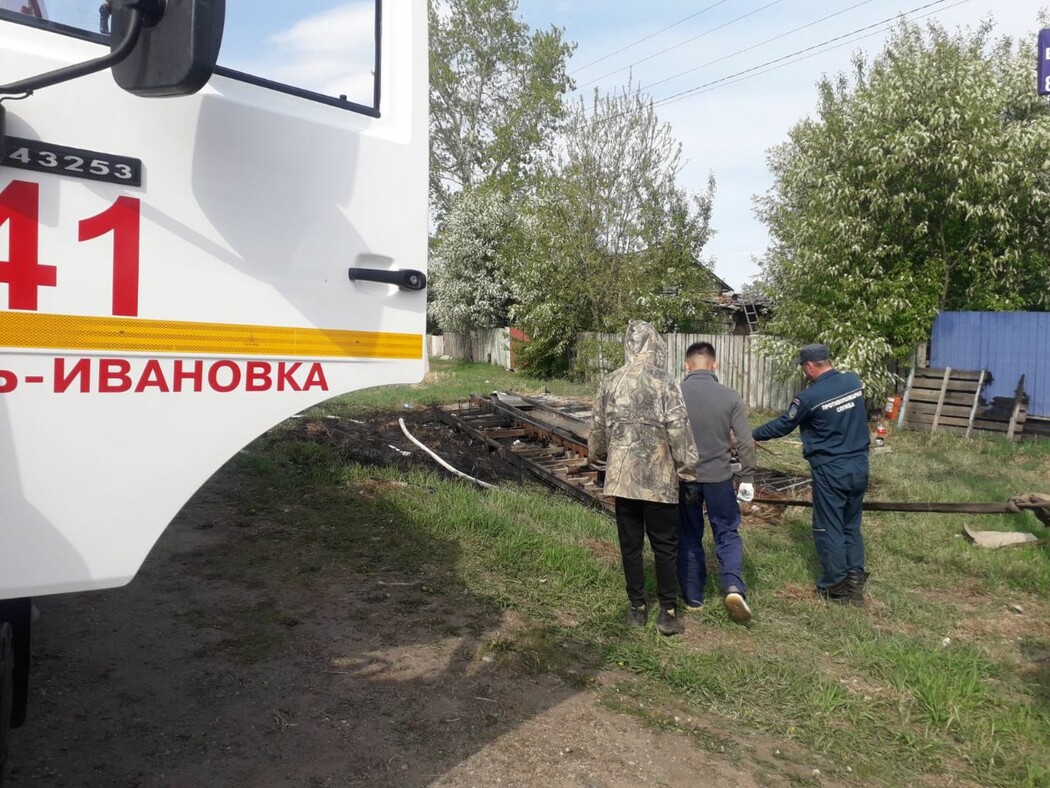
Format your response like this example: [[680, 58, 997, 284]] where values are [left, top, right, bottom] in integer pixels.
[[589, 321, 699, 635]]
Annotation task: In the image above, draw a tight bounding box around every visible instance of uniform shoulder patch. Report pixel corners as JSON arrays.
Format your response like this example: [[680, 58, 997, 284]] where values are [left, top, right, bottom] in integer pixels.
[[788, 396, 801, 420]]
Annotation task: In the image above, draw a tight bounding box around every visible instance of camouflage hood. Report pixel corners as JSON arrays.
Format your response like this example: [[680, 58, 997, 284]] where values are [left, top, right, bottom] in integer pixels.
[[588, 320, 697, 504], [623, 320, 667, 370]]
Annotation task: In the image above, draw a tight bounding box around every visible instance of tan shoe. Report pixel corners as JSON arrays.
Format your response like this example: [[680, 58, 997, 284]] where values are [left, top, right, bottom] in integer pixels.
[[724, 591, 752, 624]]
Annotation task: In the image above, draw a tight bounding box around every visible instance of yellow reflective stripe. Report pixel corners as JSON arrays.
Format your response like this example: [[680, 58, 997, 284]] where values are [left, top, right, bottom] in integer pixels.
[[0, 312, 422, 359]]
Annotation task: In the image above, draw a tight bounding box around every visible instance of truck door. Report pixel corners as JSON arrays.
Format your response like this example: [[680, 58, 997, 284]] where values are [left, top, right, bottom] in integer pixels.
[[0, 0, 428, 598]]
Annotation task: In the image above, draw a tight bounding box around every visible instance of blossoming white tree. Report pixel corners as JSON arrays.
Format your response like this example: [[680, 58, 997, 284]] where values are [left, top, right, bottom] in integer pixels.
[[429, 188, 516, 334]]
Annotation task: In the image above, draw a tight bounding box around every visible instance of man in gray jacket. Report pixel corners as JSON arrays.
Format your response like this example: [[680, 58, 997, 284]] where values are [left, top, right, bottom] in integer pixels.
[[678, 342, 756, 623]]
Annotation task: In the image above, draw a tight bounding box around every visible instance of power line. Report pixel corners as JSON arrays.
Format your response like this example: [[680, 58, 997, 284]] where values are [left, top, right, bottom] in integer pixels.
[[583, 0, 970, 129], [579, 0, 790, 89], [654, 0, 973, 113], [651, 0, 969, 111], [642, 0, 881, 94], [570, 0, 734, 75]]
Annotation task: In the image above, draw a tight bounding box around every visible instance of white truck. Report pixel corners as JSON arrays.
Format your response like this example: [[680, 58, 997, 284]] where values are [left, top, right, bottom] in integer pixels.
[[0, 0, 428, 774]]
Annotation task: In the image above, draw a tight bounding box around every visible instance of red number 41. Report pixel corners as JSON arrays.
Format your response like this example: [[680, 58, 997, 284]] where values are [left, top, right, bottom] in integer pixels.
[[0, 179, 140, 316]]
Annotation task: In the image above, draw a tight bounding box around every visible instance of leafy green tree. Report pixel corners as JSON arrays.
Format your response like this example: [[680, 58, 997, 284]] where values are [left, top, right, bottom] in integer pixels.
[[512, 85, 719, 375], [429, 0, 574, 220], [755, 17, 1050, 398], [428, 187, 516, 333]]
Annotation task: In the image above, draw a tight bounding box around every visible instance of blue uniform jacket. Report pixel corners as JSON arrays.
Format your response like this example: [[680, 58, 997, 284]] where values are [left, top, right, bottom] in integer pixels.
[[752, 369, 869, 468]]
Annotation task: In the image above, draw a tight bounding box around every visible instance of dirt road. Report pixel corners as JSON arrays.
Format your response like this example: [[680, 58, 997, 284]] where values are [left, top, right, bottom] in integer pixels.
[[7, 419, 768, 787]]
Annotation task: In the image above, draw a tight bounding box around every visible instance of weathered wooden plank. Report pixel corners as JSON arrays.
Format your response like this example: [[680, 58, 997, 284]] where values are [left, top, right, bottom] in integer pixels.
[[902, 422, 1018, 440], [482, 428, 528, 439], [914, 368, 985, 382], [463, 417, 512, 429], [540, 458, 588, 471], [973, 419, 1019, 432], [512, 446, 567, 458], [907, 409, 1022, 429], [1021, 416, 1050, 440], [1007, 374, 1026, 442], [897, 365, 916, 427], [907, 377, 983, 393], [931, 367, 951, 431], [908, 385, 983, 401], [434, 408, 610, 511], [906, 401, 980, 419], [971, 409, 1025, 424], [906, 412, 972, 428], [965, 369, 987, 439]]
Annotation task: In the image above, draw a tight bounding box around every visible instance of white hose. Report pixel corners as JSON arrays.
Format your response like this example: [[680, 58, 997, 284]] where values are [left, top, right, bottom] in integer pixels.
[[398, 418, 497, 490]]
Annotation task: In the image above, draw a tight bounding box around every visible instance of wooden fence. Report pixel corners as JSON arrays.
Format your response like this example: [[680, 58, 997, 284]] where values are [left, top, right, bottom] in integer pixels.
[[427, 328, 512, 370], [428, 329, 799, 413], [579, 332, 798, 413]]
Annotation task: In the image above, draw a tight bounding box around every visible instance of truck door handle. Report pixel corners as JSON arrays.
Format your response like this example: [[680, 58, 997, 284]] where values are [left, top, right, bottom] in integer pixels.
[[347, 267, 427, 291]]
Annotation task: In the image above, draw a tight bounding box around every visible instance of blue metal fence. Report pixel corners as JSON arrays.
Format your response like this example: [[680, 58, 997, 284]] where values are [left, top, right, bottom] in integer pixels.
[[930, 312, 1050, 418]]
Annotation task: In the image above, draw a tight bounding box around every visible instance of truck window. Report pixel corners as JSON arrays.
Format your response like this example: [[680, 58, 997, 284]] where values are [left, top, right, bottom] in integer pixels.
[[218, 0, 381, 115], [0, 1, 46, 19], [0, 0, 381, 115]]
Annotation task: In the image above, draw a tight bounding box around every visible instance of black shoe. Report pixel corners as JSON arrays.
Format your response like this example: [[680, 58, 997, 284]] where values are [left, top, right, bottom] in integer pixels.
[[723, 587, 752, 623], [816, 578, 853, 605], [847, 569, 870, 607], [627, 604, 648, 628], [655, 607, 684, 636]]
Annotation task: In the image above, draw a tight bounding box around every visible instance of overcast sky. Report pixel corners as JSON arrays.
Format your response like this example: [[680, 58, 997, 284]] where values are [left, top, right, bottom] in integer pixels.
[[518, 0, 1039, 289]]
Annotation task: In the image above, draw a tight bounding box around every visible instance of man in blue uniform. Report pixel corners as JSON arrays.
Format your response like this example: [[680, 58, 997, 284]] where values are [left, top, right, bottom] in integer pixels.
[[752, 344, 871, 605]]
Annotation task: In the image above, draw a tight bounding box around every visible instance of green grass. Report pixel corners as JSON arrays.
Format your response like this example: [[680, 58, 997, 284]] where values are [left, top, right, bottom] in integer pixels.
[[314, 357, 594, 415], [225, 362, 1050, 786]]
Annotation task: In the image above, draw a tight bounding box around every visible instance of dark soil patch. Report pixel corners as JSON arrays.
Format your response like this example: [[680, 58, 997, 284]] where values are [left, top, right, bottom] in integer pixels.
[[293, 408, 528, 487]]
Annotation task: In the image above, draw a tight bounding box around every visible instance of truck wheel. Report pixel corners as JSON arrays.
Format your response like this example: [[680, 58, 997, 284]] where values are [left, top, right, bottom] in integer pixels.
[[0, 621, 13, 786], [0, 601, 29, 729]]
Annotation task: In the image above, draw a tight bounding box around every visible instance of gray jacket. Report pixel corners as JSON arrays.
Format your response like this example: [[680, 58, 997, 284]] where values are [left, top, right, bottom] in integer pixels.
[[680, 369, 756, 484]]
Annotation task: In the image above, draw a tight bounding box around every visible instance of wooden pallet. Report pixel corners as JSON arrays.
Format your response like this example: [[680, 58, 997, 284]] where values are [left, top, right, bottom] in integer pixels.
[[898, 367, 1027, 440], [1022, 416, 1050, 442]]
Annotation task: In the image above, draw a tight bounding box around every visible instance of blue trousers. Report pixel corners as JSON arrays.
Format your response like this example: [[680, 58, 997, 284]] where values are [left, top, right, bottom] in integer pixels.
[[811, 459, 868, 589], [677, 479, 746, 605]]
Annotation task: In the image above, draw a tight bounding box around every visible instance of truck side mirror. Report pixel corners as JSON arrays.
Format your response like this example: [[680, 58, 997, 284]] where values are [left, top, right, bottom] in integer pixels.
[[110, 0, 225, 97]]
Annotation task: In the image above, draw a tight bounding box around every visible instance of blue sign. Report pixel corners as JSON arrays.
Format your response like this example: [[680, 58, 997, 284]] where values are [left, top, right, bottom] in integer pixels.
[[1040, 29, 1050, 96]]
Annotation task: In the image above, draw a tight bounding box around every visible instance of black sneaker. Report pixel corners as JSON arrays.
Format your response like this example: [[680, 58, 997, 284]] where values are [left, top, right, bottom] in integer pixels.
[[655, 607, 684, 636], [627, 604, 648, 628], [723, 587, 752, 623]]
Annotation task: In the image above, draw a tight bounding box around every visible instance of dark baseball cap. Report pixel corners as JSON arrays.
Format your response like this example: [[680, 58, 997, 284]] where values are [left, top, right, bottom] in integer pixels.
[[795, 343, 829, 366]]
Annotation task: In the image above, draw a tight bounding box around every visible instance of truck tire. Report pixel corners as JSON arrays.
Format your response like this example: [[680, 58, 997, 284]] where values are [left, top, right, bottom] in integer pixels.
[[0, 601, 29, 729], [0, 621, 13, 787]]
